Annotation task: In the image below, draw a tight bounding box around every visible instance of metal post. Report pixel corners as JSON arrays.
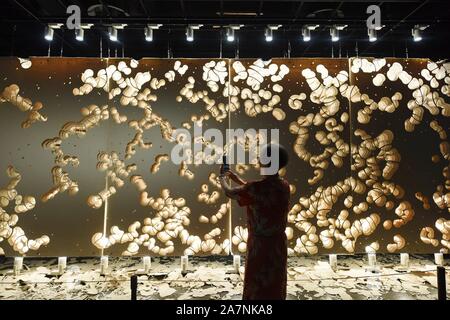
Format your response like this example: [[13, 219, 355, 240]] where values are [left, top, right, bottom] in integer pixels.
[[181, 255, 188, 273], [14, 257, 23, 276], [142, 256, 151, 273], [233, 255, 241, 273], [131, 275, 138, 300], [437, 266, 446, 301], [329, 254, 337, 271], [100, 255, 108, 275], [58, 257, 67, 275], [400, 253, 409, 268]]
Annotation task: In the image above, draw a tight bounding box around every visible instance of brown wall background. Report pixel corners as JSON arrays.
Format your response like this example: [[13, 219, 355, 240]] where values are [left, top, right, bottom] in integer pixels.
[[0, 57, 448, 257]]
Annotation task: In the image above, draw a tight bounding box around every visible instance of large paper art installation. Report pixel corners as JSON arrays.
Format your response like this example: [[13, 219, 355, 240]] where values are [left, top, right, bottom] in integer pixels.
[[0, 57, 448, 257]]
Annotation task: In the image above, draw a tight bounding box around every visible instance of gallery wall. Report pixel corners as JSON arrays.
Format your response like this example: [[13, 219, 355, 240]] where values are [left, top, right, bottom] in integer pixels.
[[0, 57, 448, 257]]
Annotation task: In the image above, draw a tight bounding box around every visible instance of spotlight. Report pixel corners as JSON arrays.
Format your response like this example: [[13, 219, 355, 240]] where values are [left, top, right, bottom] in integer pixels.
[[368, 28, 377, 42], [109, 26, 118, 41], [412, 29, 421, 42], [108, 24, 127, 42], [368, 25, 384, 42], [45, 26, 54, 41], [302, 25, 319, 42], [145, 27, 153, 42], [145, 24, 162, 42], [75, 28, 84, 41], [44, 23, 63, 42], [265, 27, 273, 42], [186, 24, 202, 42], [330, 24, 347, 42], [265, 25, 282, 42], [186, 26, 194, 42], [74, 24, 93, 42], [412, 24, 429, 42], [302, 28, 310, 42], [330, 27, 339, 42], [226, 27, 235, 42]]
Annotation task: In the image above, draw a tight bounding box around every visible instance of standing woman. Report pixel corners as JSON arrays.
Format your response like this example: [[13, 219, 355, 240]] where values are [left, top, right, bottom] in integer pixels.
[[219, 144, 290, 300]]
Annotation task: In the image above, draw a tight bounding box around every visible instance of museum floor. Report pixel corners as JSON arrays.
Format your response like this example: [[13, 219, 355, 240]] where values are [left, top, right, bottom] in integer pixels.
[[0, 255, 448, 300]]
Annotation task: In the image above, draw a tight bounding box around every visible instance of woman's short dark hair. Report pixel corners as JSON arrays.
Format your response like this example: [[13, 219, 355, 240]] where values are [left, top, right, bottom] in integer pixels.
[[260, 143, 289, 171]]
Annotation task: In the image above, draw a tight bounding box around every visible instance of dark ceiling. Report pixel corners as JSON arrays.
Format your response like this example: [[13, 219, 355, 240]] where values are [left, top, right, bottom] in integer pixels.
[[1, 0, 449, 59]]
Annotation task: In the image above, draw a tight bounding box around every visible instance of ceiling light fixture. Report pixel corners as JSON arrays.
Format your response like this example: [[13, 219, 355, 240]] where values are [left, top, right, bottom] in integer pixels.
[[109, 26, 118, 41], [330, 24, 347, 42], [44, 23, 63, 42], [145, 24, 162, 42], [75, 28, 84, 41], [265, 25, 282, 42], [302, 24, 319, 42], [108, 24, 127, 42], [225, 25, 243, 42], [368, 25, 384, 42], [226, 27, 235, 42], [75, 24, 93, 42], [412, 24, 429, 42], [186, 24, 203, 42]]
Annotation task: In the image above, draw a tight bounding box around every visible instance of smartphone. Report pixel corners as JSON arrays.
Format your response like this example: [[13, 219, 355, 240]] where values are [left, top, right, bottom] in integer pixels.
[[221, 155, 230, 174]]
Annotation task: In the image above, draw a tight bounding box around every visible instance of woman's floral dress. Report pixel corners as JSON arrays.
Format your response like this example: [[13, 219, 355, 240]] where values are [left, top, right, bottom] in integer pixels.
[[235, 175, 290, 300]]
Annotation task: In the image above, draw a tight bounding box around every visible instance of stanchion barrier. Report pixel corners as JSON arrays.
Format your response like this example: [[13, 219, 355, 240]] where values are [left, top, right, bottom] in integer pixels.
[[437, 266, 446, 301], [131, 275, 138, 300]]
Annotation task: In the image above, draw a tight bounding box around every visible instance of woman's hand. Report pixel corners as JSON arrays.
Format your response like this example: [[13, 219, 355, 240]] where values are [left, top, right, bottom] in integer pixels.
[[219, 171, 248, 199], [220, 164, 227, 175], [225, 170, 236, 179], [224, 170, 246, 186], [219, 164, 246, 185]]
